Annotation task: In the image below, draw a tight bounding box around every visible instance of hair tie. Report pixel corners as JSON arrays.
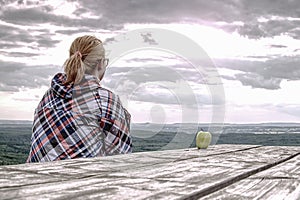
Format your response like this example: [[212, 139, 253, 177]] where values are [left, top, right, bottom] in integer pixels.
[[75, 51, 82, 58]]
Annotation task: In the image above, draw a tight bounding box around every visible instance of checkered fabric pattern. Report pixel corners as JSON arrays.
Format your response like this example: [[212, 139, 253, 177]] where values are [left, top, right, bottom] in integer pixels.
[[27, 73, 132, 162]]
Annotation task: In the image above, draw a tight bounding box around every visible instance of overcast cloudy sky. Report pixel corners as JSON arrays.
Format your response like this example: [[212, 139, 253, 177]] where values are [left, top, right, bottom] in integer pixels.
[[0, 0, 300, 124]]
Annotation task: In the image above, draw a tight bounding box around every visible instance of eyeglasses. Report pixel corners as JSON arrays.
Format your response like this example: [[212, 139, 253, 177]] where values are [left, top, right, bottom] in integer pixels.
[[85, 58, 109, 68], [98, 58, 109, 67]]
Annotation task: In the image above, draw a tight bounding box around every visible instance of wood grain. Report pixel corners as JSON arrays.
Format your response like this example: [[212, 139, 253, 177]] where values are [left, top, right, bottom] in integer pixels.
[[201, 151, 300, 199], [0, 145, 299, 200]]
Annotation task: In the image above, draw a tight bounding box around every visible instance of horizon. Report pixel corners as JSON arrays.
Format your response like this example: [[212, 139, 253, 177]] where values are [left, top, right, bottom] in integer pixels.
[[0, 1, 300, 124], [1, 119, 300, 126]]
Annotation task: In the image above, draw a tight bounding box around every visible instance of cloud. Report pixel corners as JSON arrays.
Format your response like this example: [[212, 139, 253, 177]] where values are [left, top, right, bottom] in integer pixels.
[[103, 37, 116, 44], [74, 0, 300, 39], [237, 18, 300, 39], [0, 51, 39, 57], [0, 60, 59, 91], [103, 64, 211, 90], [268, 44, 288, 48], [276, 104, 300, 118], [216, 56, 300, 89], [0, 0, 299, 93], [141, 33, 158, 45], [102, 64, 224, 107], [235, 73, 282, 90], [1, 0, 300, 58], [121, 80, 204, 107], [126, 58, 163, 63], [226, 0, 300, 39], [0, 24, 60, 50], [69, 0, 244, 37], [3, 0, 298, 123], [2, 0, 300, 40]]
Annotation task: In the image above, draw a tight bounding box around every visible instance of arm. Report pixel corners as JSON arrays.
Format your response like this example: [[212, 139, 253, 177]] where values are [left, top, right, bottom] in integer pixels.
[[98, 89, 132, 155]]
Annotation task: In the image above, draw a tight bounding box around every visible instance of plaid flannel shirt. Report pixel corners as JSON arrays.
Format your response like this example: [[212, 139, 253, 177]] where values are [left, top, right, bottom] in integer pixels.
[[27, 73, 132, 162]]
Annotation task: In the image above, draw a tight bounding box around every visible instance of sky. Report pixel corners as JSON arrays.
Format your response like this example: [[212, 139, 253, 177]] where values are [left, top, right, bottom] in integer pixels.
[[0, 0, 300, 124]]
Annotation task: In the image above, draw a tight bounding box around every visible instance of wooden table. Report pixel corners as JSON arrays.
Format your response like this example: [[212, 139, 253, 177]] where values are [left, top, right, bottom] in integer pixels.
[[0, 144, 299, 199]]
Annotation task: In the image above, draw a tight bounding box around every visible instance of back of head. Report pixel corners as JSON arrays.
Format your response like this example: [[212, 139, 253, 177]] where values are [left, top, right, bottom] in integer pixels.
[[64, 35, 105, 84]]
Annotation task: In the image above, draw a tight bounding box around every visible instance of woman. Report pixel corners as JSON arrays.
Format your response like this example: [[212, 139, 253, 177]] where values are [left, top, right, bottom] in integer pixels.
[[27, 35, 132, 162]]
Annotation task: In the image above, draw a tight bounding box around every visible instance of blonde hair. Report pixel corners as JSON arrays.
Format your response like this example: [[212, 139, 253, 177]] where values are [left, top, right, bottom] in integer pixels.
[[63, 35, 105, 84]]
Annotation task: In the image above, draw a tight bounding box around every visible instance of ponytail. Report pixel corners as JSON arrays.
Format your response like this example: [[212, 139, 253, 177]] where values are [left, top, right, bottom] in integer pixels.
[[63, 51, 85, 85]]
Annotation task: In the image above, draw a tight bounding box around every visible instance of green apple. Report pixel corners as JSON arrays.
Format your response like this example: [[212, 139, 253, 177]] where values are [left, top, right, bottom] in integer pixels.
[[196, 131, 212, 149]]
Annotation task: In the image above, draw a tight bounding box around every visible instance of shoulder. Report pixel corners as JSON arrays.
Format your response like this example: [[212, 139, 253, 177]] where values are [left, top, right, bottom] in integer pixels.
[[98, 87, 119, 101], [97, 87, 127, 119]]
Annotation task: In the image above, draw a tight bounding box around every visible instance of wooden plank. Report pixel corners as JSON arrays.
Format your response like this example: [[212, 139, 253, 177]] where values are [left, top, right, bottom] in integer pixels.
[[200, 152, 300, 199], [0, 145, 299, 200], [0, 144, 260, 187]]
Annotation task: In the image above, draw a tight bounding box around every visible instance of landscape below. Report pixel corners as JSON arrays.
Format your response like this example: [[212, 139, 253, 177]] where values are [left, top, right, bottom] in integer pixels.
[[0, 120, 300, 165]]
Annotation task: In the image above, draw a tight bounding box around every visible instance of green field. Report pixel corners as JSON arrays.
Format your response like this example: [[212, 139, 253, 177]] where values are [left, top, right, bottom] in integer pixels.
[[1, 122, 300, 165], [0, 124, 31, 165]]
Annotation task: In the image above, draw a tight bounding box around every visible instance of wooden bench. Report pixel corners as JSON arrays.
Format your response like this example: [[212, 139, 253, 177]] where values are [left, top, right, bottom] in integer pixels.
[[0, 144, 299, 199]]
